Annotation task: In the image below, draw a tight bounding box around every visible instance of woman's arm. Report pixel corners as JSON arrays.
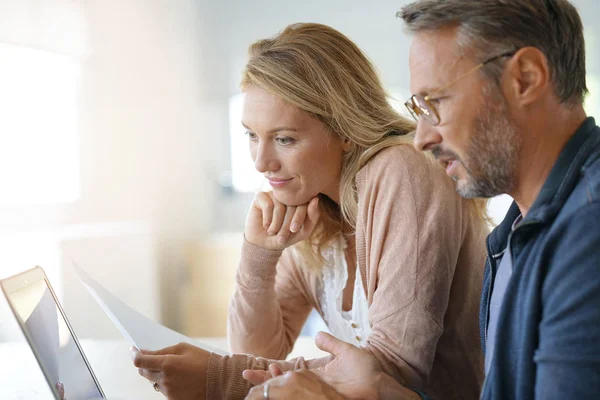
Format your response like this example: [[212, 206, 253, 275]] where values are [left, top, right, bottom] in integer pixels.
[[227, 192, 321, 359], [227, 239, 314, 359], [356, 146, 480, 390]]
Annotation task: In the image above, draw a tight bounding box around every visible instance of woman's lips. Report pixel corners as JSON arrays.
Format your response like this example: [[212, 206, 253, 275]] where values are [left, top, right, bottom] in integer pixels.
[[268, 178, 293, 188]]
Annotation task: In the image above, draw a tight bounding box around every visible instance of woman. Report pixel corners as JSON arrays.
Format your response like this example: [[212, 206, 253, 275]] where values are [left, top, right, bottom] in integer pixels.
[[133, 23, 488, 400]]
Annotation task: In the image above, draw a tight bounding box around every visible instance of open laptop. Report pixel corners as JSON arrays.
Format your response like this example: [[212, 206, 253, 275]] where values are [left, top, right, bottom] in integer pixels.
[[1, 266, 106, 400]]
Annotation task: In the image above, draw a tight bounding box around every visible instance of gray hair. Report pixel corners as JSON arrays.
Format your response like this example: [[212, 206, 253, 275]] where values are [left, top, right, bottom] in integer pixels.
[[398, 0, 588, 106]]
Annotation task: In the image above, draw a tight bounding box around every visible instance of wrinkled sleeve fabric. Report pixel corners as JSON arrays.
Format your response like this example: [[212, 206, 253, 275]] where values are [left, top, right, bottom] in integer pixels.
[[227, 239, 314, 359], [356, 147, 467, 389]]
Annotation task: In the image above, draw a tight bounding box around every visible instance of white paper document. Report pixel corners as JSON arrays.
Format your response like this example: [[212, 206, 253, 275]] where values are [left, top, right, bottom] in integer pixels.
[[73, 262, 228, 356]]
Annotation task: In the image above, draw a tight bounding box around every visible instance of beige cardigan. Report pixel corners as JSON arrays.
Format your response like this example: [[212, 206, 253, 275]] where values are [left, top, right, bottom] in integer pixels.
[[207, 145, 488, 399]]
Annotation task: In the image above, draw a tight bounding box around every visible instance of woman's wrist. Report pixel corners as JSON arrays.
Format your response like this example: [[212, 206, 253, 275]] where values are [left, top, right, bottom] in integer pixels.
[[240, 236, 283, 275]]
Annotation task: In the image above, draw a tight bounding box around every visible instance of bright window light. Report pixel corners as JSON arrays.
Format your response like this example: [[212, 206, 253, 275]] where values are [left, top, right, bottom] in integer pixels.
[[584, 32, 599, 117], [229, 93, 268, 193], [0, 43, 80, 205], [388, 88, 412, 118], [585, 74, 599, 117]]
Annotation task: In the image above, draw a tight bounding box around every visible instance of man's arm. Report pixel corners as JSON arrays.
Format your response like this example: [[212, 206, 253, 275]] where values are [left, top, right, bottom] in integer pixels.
[[535, 202, 600, 399]]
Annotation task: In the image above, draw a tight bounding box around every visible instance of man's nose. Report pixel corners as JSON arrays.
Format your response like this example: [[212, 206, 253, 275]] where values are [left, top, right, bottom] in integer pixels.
[[413, 119, 442, 152]]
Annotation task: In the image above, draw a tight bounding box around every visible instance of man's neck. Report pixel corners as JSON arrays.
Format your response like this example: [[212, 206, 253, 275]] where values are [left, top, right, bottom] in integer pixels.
[[511, 106, 587, 217]]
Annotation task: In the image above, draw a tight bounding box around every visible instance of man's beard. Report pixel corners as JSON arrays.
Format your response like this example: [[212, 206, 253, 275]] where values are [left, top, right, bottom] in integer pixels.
[[455, 88, 522, 199]]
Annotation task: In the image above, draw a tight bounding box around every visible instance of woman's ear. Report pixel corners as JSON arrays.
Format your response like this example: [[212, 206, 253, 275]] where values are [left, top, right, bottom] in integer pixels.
[[342, 138, 353, 152]]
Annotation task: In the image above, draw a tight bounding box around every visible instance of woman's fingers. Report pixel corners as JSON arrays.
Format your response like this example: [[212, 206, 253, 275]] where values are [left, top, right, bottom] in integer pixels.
[[276, 207, 296, 244], [290, 205, 307, 233], [269, 363, 284, 378], [300, 197, 320, 235], [138, 368, 162, 384], [268, 200, 287, 235], [132, 349, 166, 371], [242, 369, 272, 385], [247, 191, 320, 250], [253, 192, 274, 229]]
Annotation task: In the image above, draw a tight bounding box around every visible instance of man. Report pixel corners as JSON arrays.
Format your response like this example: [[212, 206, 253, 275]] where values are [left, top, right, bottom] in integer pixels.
[[246, 0, 600, 399]]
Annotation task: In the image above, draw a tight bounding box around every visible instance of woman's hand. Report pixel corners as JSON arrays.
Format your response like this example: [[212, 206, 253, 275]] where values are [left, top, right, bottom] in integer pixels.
[[131, 342, 211, 400], [245, 192, 320, 250]]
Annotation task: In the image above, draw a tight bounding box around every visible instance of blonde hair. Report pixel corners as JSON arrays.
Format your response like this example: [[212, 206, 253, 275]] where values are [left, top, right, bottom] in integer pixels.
[[242, 23, 489, 267]]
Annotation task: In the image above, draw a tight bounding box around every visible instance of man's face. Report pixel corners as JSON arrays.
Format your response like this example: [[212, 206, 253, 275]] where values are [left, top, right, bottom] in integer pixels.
[[409, 26, 521, 198]]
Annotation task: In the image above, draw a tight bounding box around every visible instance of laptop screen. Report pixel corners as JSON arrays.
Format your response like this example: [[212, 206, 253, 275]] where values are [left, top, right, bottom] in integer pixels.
[[2, 268, 104, 400]]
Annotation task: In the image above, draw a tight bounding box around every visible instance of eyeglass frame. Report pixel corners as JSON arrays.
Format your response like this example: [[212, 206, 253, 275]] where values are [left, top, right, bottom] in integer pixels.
[[404, 50, 518, 126]]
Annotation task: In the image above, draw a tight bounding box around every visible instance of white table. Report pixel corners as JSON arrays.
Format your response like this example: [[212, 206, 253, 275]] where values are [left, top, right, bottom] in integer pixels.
[[0, 337, 326, 399]]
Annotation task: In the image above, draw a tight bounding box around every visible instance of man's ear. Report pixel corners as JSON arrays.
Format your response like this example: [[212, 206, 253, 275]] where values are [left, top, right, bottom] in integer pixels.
[[505, 46, 550, 107]]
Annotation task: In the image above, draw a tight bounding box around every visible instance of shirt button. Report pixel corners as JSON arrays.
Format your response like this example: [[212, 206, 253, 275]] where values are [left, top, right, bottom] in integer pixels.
[[355, 336, 361, 341], [351, 323, 357, 328]]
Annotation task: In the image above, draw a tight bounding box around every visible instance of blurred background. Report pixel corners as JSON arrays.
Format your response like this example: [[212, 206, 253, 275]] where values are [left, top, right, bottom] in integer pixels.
[[0, 0, 598, 343]]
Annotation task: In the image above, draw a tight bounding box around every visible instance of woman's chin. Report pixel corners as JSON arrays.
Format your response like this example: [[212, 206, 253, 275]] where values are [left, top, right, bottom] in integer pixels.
[[272, 190, 315, 207]]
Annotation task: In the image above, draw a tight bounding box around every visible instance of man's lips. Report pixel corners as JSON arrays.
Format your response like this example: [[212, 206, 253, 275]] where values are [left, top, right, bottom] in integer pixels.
[[443, 160, 460, 177]]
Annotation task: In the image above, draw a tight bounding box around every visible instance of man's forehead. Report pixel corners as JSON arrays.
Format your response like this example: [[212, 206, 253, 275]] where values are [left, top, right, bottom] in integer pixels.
[[408, 27, 464, 94]]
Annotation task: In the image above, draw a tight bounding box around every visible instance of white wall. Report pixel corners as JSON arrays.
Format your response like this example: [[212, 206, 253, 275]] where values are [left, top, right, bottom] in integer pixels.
[[1, 0, 598, 334]]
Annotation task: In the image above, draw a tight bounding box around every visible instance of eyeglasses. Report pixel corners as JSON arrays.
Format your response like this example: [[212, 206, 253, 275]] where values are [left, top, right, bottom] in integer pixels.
[[404, 50, 517, 126]]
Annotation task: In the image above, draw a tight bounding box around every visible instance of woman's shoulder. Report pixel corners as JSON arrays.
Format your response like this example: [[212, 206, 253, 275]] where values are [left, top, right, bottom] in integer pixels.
[[357, 144, 442, 185]]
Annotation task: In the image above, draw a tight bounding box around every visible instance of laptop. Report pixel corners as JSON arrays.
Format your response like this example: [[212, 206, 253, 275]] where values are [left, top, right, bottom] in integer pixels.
[[1, 266, 106, 400]]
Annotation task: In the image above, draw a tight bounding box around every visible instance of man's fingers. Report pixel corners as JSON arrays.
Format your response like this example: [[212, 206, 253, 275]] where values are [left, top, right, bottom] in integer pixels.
[[315, 331, 354, 357], [247, 384, 289, 400], [242, 369, 271, 385]]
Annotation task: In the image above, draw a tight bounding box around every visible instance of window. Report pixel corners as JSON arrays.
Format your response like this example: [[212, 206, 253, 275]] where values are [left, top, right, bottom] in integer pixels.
[[0, 43, 80, 205], [229, 93, 268, 193], [584, 31, 599, 116]]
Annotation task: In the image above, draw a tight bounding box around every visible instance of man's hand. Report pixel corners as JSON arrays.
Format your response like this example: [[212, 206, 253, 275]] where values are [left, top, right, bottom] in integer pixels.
[[243, 332, 422, 400], [246, 369, 346, 400], [311, 332, 383, 400]]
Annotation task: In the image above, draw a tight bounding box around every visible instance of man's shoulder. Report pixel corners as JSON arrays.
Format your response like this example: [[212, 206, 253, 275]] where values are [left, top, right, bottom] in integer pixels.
[[581, 146, 600, 200], [556, 149, 600, 220], [544, 198, 600, 269]]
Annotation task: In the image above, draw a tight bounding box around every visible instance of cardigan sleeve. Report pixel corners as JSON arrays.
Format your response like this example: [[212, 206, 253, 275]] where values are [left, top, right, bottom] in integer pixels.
[[227, 239, 314, 359], [356, 146, 470, 390]]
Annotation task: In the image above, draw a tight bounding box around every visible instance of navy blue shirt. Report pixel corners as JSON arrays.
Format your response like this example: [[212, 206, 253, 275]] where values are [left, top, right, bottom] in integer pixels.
[[479, 117, 600, 399]]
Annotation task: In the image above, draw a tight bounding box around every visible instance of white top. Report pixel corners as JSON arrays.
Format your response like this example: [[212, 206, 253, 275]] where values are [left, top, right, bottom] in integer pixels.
[[318, 235, 372, 347]]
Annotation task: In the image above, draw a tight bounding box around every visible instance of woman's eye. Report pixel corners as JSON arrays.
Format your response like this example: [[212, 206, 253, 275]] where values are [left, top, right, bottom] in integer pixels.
[[275, 137, 294, 145], [245, 131, 257, 140]]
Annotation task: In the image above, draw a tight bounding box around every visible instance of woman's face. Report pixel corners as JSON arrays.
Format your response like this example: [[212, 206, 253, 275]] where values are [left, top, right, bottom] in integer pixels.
[[242, 84, 348, 206]]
